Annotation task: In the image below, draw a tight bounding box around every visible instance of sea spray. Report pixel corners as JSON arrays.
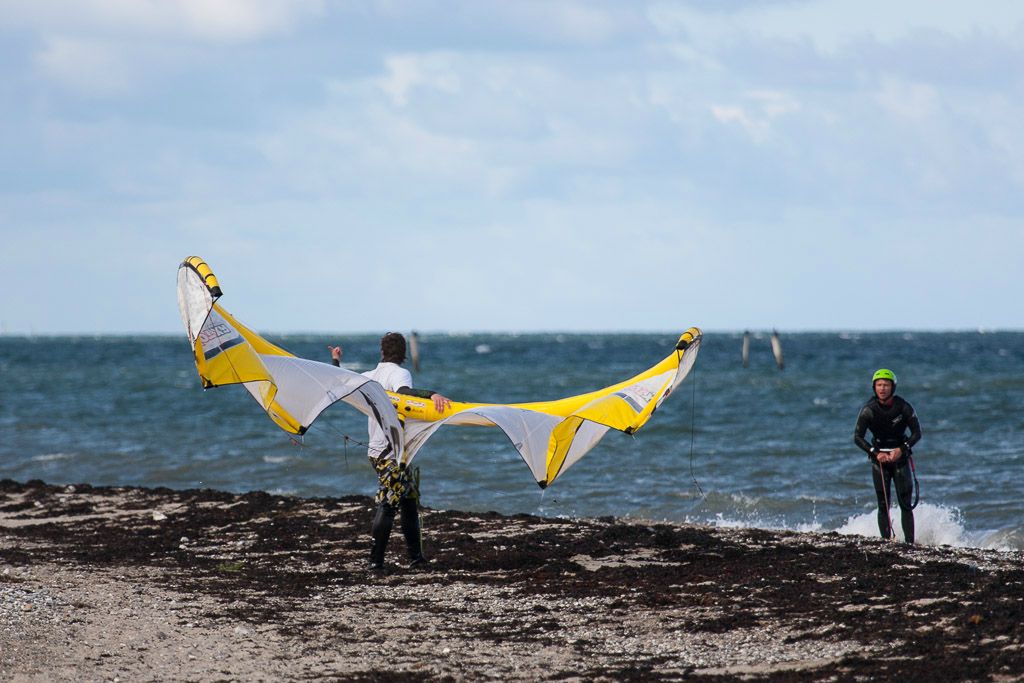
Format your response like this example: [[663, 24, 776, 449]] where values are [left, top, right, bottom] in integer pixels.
[[837, 502, 968, 547], [975, 527, 1024, 552]]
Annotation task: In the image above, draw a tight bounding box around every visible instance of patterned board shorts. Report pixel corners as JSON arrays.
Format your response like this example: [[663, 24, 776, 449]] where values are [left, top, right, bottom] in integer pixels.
[[371, 458, 420, 508]]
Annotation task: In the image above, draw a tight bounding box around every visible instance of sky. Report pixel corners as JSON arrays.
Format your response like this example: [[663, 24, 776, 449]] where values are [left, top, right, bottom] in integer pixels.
[[1, 0, 1022, 335]]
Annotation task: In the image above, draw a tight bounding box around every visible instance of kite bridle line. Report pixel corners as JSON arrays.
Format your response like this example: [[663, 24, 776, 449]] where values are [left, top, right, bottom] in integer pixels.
[[316, 420, 375, 471], [198, 298, 370, 470], [909, 454, 920, 510], [192, 277, 391, 479], [878, 459, 894, 542], [683, 348, 705, 500]]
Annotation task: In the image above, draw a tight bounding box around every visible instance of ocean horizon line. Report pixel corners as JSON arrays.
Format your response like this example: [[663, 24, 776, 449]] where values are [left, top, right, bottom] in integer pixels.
[[1, 327, 1022, 339]]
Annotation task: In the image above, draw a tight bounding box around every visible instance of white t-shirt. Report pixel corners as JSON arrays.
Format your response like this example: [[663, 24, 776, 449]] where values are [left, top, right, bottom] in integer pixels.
[[362, 362, 413, 460]]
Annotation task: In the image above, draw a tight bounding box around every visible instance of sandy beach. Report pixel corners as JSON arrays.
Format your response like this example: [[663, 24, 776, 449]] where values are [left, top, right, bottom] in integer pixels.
[[1, 478, 1022, 681]]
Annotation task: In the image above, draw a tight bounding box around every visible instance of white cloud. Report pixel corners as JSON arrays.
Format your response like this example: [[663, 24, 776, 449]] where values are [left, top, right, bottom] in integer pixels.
[[874, 78, 939, 120], [535, 2, 620, 43], [647, 0, 1024, 53], [751, 90, 800, 118], [710, 90, 799, 142], [711, 104, 756, 128], [4, 0, 1024, 332], [368, 1, 624, 46], [35, 36, 132, 93], [2, 0, 325, 43], [378, 53, 463, 107], [254, 50, 653, 203], [968, 96, 1024, 187], [13, 0, 326, 93]]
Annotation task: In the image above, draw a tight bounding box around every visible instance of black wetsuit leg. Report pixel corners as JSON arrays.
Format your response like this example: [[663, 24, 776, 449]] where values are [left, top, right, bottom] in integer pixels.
[[399, 497, 425, 563], [893, 461, 915, 544], [871, 462, 894, 539], [370, 503, 396, 569]]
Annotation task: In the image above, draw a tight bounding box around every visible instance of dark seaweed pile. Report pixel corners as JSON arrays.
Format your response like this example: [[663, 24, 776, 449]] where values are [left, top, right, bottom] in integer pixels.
[[2, 479, 1022, 682]]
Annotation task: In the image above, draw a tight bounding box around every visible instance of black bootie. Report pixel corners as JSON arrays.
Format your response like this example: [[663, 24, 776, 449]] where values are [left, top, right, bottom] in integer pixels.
[[399, 497, 426, 566], [369, 504, 396, 570]]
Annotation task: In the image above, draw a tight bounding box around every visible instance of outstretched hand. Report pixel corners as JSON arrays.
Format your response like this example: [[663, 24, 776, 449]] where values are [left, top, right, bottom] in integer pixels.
[[327, 345, 342, 362]]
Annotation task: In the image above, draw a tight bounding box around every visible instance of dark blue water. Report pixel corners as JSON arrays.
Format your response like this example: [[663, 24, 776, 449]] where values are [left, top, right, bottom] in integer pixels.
[[2, 331, 1022, 549]]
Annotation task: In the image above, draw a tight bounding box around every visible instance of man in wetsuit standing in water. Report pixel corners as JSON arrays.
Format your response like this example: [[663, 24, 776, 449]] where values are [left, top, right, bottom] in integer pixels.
[[854, 368, 922, 544], [330, 333, 450, 570]]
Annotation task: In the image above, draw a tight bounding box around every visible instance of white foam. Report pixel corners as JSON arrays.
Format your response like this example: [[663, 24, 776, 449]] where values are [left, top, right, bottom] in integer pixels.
[[692, 512, 822, 533], [727, 493, 761, 508], [267, 487, 298, 496], [836, 503, 968, 547], [687, 503, 1021, 551], [706, 513, 751, 529], [973, 527, 1024, 552], [794, 520, 824, 533], [262, 455, 293, 464], [31, 452, 73, 462]]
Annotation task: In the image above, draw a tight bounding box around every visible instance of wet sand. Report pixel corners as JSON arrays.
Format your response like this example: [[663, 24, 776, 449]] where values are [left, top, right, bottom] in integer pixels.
[[2, 479, 1022, 681]]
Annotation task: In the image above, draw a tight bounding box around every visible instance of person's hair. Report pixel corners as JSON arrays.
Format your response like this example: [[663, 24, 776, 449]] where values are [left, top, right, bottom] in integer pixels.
[[380, 332, 407, 364]]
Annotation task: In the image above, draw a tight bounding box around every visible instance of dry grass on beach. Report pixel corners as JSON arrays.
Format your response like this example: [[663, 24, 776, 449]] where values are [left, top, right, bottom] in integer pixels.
[[2, 479, 1023, 681]]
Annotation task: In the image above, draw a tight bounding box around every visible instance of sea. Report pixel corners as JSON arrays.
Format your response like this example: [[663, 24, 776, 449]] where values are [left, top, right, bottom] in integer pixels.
[[2, 331, 1022, 551]]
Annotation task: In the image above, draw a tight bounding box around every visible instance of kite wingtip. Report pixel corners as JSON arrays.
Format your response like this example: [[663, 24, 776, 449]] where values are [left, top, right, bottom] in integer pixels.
[[675, 327, 702, 351], [180, 256, 223, 298]]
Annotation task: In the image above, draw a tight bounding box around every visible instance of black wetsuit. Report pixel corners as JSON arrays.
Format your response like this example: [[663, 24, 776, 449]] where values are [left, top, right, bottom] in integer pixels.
[[853, 395, 922, 543]]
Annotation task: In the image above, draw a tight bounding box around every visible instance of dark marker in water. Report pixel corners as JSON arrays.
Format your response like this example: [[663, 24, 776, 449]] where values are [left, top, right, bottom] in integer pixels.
[[409, 330, 421, 372]]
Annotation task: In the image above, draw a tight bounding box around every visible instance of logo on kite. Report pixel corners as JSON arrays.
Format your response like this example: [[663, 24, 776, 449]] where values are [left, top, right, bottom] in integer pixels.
[[199, 310, 242, 360]]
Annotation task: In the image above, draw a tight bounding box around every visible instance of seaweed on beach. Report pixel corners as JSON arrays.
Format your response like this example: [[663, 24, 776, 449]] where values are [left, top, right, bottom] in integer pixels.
[[2, 479, 1022, 682]]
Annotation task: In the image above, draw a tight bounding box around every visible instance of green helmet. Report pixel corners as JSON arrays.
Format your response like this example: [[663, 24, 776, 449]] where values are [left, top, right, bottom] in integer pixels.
[[872, 368, 897, 386]]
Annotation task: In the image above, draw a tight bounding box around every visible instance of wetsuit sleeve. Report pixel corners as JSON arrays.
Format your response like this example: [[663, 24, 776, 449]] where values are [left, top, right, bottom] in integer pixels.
[[853, 405, 876, 458], [396, 386, 437, 399], [903, 402, 922, 452]]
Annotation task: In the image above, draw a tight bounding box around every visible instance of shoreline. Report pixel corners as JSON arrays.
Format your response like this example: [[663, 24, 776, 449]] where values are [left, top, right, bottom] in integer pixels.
[[2, 478, 1023, 681]]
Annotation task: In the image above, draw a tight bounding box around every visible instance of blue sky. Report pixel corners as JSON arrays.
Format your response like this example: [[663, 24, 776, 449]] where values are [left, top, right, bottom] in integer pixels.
[[2, 1, 1022, 334]]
